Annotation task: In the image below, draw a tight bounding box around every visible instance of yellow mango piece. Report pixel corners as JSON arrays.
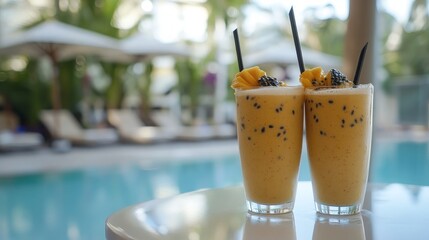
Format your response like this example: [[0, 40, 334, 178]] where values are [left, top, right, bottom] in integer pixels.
[[247, 66, 265, 80], [231, 66, 266, 89], [299, 67, 325, 88]]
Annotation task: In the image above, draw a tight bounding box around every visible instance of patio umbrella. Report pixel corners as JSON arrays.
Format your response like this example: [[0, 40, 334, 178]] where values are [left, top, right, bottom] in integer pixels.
[[244, 40, 342, 69], [119, 33, 190, 59], [0, 20, 130, 136]]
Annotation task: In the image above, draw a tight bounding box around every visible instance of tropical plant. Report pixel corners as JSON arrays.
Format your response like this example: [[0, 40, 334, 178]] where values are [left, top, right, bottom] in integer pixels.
[[382, 0, 429, 93]]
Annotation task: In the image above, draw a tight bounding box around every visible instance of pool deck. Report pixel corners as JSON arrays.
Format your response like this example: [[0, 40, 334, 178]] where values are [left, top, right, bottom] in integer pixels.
[[0, 128, 428, 177], [0, 139, 239, 177]]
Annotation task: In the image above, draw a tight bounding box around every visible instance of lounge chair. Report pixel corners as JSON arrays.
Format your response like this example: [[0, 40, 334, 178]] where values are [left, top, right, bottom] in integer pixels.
[[40, 110, 118, 145], [151, 110, 236, 140], [0, 112, 43, 151], [107, 109, 175, 143]]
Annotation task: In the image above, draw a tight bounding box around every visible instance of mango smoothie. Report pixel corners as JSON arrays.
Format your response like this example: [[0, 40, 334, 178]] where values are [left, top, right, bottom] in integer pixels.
[[304, 84, 373, 213], [236, 86, 304, 210]]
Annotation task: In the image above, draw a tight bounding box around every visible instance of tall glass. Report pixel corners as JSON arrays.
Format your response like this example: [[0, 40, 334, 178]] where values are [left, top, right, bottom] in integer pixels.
[[235, 86, 304, 214], [304, 84, 373, 215]]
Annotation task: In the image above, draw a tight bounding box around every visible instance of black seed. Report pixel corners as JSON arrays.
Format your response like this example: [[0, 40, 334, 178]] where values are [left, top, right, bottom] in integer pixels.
[[246, 96, 249, 100], [247, 137, 251, 140], [261, 127, 266, 133], [292, 110, 295, 115], [351, 110, 355, 115], [328, 100, 334, 104], [254, 128, 257, 132], [283, 130, 286, 135], [277, 133, 281, 137], [310, 107, 313, 112], [257, 105, 261, 109], [343, 105, 347, 111], [269, 125, 274, 128], [320, 131, 324, 135], [253, 103, 258, 107], [241, 123, 245, 129], [259, 75, 280, 86], [283, 137, 287, 141], [279, 107, 283, 111], [329, 69, 349, 86], [341, 119, 345, 124], [354, 119, 358, 124], [315, 118, 319, 123], [280, 126, 284, 129], [350, 124, 355, 127], [275, 108, 279, 113], [313, 115, 317, 119], [341, 125, 344, 128], [360, 117, 363, 122]]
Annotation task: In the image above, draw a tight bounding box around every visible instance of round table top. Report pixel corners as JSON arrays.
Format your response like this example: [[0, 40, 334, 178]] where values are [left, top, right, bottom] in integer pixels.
[[105, 181, 429, 240]]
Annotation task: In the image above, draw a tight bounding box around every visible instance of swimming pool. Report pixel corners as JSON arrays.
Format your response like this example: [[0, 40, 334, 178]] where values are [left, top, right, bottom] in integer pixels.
[[0, 138, 428, 240]]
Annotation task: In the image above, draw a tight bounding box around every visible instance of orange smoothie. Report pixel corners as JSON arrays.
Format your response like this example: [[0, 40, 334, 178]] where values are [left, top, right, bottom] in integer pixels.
[[236, 86, 304, 205], [304, 84, 373, 206]]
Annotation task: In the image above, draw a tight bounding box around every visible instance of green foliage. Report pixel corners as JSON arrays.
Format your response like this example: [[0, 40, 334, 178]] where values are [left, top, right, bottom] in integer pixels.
[[302, 5, 345, 57], [175, 59, 203, 119], [103, 63, 127, 109], [381, 0, 429, 94], [0, 60, 50, 126], [140, 62, 153, 114]]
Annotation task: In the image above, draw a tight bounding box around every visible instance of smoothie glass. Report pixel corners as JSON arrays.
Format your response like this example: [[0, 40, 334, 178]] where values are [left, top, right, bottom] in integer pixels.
[[235, 86, 304, 214], [304, 84, 373, 215]]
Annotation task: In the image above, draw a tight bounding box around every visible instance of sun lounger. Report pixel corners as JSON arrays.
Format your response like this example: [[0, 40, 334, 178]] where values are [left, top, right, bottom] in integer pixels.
[[40, 110, 118, 145], [0, 112, 43, 151], [107, 109, 175, 143], [151, 110, 235, 140]]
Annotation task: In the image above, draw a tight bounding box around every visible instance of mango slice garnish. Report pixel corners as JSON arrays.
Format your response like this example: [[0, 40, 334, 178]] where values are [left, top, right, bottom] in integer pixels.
[[231, 66, 266, 89]]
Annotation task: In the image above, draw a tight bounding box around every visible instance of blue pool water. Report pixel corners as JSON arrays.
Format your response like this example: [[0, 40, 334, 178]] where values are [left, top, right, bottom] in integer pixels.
[[0, 139, 428, 240]]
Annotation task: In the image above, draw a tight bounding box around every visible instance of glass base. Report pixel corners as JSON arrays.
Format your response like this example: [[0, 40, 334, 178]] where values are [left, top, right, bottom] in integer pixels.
[[315, 202, 361, 215], [247, 200, 294, 214]]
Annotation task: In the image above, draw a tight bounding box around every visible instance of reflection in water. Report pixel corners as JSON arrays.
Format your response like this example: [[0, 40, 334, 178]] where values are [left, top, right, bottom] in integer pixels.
[[243, 213, 296, 240], [313, 213, 365, 240]]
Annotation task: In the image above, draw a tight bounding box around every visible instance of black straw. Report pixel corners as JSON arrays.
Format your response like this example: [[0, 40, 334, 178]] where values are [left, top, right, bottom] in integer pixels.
[[289, 7, 305, 73], [353, 42, 368, 85], [233, 28, 244, 71]]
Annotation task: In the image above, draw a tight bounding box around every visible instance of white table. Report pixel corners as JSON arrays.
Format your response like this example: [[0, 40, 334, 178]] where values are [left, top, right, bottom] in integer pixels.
[[105, 181, 429, 240]]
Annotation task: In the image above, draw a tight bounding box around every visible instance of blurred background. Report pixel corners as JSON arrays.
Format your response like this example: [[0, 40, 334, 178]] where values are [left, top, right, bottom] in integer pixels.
[[0, 0, 428, 239], [1, 0, 428, 136]]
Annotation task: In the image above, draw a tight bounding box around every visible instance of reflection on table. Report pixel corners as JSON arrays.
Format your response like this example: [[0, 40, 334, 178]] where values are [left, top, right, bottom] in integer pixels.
[[106, 182, 429, 240]]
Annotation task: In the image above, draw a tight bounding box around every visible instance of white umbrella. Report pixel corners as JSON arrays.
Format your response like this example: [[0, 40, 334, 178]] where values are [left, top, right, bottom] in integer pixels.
[[0, 20, 130, 136], [244, 40, 342, 70], [119, 33, 190, 59], [0, 20, 130, 62]]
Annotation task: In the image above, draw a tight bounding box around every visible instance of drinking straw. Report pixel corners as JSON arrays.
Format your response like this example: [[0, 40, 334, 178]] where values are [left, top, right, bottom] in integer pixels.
[[353, 42, 368, 85], [289, 7, 305, 73], [233, 28, 244, 71]]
